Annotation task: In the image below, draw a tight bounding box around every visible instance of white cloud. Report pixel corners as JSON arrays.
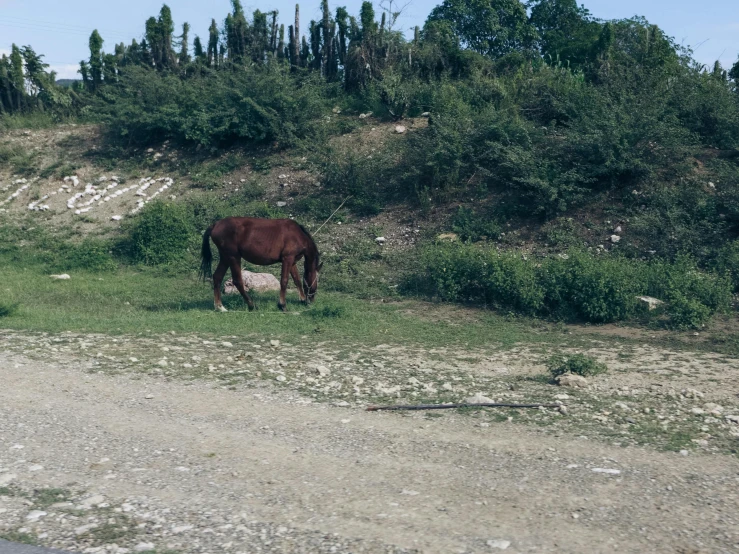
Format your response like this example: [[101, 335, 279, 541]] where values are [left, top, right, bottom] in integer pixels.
[[49, 64, 80, 80]]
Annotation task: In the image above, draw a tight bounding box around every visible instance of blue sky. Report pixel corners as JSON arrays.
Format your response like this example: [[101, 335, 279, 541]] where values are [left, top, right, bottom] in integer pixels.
[[1, 0, 737, 79]]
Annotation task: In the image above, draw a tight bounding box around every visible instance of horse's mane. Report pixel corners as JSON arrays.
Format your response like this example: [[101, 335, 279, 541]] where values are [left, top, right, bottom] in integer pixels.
[[297, 223, 320, 264]]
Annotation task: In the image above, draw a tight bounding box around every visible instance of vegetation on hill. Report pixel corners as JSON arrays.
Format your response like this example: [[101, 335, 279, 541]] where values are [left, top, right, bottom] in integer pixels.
[[2, 0, 739, 328]]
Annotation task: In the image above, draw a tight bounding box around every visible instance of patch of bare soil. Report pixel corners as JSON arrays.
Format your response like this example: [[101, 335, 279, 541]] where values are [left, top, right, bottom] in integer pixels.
[[1, 343, 738, 554]]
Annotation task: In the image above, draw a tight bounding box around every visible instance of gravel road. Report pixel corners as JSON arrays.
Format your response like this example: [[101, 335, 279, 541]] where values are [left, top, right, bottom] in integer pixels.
[[1, 350, 738, 554]]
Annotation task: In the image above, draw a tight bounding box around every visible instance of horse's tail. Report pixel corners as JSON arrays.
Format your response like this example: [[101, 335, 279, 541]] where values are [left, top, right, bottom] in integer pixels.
[[199, 224, 215, 281]]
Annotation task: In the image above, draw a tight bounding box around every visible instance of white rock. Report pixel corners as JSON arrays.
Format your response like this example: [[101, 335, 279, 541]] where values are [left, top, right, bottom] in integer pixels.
[[486, 539, 511, 550], [726, 415, 739, 424], [316, 365, 331, 377], [270, 339, 280, 347], [75, 523, 98, 535], [466, 393, 495, 404], [134, 544, 155, 553], [680, 450, 689, 456], [28, 464, 43, 472], [171, 524, 194, 534], [276, 375, 286, 382], [610, 234, 621, 243], [554, 394, 570, 400], [222, 341, 233, 347], [637, 296, 664, 311], [394, 125, 407, 134], [352, 376, 365, 385], [111, 215, 122, 221], [157, 359, 169, 367], [50, 274, 71, 280], [614, 402, 630, 411], [556, 374, 588, 388], [26, 510, 47, 521], [276, 201, 287, 207], [690, 407, 705, 415], [592, 468, 621, 475], [81, 494, 105, 508], [421, 112, 430, 117], [0, 473, 17, 486], [703, 403, 723, 414], [375, 236, 386, 244]]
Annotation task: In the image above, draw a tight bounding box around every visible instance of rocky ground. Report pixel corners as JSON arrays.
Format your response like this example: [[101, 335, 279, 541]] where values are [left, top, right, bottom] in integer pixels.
[[1, 331, 739, 554]]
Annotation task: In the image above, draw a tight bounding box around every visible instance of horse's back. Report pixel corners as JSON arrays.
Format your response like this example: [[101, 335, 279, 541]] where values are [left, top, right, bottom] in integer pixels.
[[211, 217, 308, 263]]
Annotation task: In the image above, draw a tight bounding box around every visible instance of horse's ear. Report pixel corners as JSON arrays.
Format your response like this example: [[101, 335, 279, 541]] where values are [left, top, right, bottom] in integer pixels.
[[318, 262, 324, 271]]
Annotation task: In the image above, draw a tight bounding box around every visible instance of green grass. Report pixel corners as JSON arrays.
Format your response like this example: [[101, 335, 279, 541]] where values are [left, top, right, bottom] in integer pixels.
[[0, 261, 563, 351], [32, 488, 71, 508], [0, 531, 37, 545]]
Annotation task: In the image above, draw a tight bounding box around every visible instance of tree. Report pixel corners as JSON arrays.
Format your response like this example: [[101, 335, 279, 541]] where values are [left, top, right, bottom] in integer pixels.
[[290, 4, 301, 67], [158, 5, 176, 69], [335, 7, 349, 64], [426, 0, 536, 58], [178, 22, 191, 65], [729, 56, 739, 85], [193, 36, 206, 62], [9, 45, 26, 110], [207, 19, 219, 67], [226, 0, 249, 62], [21, 46, 50, 98], [529, 0, 601, 68], [88, 30, 104, 91]]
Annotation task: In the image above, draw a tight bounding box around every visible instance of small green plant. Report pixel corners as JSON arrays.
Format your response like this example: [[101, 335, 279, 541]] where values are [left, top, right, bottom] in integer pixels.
[[0, 300, 19, 318], [451, 207, 502, 242], [547, 353, 607, 378], [309, 305, 346, 319], [0, 531, 37, 545], [32, 488, 71, 508]]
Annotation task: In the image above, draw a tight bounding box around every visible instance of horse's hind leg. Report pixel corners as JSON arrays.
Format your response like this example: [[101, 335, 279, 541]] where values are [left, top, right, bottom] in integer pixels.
[[290, 264, 307, 303], [213, 259, 229, 312], [229, 258, 256, 311]]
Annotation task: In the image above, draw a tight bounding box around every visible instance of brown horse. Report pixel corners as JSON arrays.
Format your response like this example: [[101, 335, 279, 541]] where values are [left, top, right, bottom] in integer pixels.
[[200, 217, 322, 312]]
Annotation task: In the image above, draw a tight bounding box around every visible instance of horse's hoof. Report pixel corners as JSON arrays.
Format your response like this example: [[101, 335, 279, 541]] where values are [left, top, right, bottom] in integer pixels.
[[248, 304, 256, 312], [278, 302, 287, 312], [215, 305, 228, 313]]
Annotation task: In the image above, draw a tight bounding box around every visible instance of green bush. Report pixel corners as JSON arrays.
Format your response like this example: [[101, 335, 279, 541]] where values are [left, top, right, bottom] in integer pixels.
[[92, 66, 335, 148], [715, 241, 739, 292], [547, 353, 607, 378], [451, 207, 501, 242], [0, 300, 18, 318], [412, 244, 732, 327], [121, 202, 194, 265]]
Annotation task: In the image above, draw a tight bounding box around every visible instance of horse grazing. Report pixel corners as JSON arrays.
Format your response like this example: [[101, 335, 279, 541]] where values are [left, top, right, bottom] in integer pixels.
[[200, 217, 322, 312]]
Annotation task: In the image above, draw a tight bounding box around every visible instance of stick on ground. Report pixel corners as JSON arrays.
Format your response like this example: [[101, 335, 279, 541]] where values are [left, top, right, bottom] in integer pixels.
[[366, 402, 561, 412]]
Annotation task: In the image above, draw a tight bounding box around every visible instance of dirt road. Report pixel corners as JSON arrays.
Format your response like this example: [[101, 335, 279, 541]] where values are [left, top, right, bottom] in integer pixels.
[[1, 349, 738, 554]]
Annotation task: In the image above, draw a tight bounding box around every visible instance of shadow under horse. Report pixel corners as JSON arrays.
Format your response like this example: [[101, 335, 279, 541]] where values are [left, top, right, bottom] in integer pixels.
[[200, 217, 322, 312]]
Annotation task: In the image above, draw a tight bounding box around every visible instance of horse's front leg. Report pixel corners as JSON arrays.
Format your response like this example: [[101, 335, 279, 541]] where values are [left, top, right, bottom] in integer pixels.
[[278, 258, 293, 312], [290, 264, 307, 303]]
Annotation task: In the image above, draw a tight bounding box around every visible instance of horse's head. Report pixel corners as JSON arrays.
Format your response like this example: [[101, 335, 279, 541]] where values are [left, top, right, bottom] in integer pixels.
[[303, 258, 323, 303]]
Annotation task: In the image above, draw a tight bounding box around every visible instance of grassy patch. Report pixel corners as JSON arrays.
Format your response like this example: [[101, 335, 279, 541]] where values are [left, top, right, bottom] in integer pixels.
[[32, 488, 72, 508], [0, 531, 38, 545], [547, 353, 607, 378]]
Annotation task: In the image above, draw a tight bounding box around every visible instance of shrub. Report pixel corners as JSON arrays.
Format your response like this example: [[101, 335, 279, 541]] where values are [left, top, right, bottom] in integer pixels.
[[56, 239, 117, 271], [92, 66, 335, 148], [547, 353, 607, 378], [715, 240, 739, 292], [451, 207, 501, 242], [412, 244, 732, 327], [121, 202, 194, 265], [0, 300, 18, 318]]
